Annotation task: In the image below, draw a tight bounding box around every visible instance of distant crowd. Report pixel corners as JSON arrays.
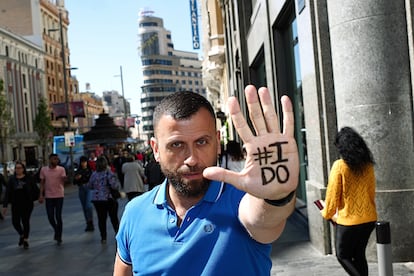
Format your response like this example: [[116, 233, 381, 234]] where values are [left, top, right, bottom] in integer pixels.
[[0, 148, 165, 248]]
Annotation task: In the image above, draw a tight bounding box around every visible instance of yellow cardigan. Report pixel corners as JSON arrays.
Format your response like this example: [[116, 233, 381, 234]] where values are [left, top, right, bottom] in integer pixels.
[[321, 159, 377, 226]]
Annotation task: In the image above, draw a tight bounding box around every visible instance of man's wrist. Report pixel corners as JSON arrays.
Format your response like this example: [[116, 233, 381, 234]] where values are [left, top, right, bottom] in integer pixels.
[[264, 190, 296, 207]]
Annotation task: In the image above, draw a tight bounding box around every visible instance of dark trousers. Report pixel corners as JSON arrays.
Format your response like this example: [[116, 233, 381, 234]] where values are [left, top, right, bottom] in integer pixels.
[[335, 222, 376, 276], [45, 197, 64, 241], [11, 202, 34, 239], [92, 200, 119, 240]]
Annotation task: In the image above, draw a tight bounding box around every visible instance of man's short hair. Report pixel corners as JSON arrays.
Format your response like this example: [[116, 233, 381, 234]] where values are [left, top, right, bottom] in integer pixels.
[[153, 91, 216, 134], [49, 153, 58, 159]]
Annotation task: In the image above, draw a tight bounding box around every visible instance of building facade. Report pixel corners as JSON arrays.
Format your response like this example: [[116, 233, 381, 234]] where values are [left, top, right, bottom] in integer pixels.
[[0, 0, 80, 165], [72, 91, 103, 134], [0, 0, 79, 134], [204, 0, 414, 262], [138, 10, 205, 140], [0, 27, 45, 167]]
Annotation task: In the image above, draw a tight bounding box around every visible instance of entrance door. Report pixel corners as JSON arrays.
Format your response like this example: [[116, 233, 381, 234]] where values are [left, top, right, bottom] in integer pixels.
[[274, 4, 308, 201]]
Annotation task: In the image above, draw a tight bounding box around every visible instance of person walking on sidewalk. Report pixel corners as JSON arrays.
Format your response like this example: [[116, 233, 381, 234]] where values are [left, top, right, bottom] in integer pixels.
[[0, 173, 5, 220], [114, 86, 299, 275], [73, 156, 94, 232], [122, 155, 145, 201], [87, 156, 120, 244], [321, 127, 377, 276], [2, 161, 39, 249], [220, 140, 245, 172], [39, 153, 67, 245], [144, 153, 165, 191]]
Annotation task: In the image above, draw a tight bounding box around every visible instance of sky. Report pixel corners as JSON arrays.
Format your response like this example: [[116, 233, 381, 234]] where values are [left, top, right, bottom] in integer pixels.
[[65, 0, 202, 116]]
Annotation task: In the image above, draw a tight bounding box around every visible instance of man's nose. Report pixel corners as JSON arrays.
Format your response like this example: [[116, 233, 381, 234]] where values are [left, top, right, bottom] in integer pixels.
[[183, 147, 199, 167]]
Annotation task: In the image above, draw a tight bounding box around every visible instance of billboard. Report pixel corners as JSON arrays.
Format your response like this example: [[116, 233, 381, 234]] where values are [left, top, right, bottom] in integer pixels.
[[190, 0, 200, 49], [53, 135, 84, 169]]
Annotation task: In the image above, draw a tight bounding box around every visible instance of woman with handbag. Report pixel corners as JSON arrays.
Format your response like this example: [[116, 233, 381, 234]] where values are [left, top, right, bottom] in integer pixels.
[[2, 161, 39, 249], [87, 156, 120, 244]]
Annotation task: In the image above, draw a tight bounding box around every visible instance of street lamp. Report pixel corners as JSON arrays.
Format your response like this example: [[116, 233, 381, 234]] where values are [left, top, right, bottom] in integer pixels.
[[49, 11, 74, 184]]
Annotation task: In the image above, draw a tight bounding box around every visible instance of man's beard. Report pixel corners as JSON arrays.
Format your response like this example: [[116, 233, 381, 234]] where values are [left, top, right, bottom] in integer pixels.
[[161, 165, 210, 198]]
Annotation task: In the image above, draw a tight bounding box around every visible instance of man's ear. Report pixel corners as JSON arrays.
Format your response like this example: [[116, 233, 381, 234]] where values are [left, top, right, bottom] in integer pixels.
[[150, 137, 160, 161]]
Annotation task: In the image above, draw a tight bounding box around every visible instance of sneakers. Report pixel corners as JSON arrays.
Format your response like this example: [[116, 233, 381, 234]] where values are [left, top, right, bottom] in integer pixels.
[[23, 240, 29, 249], [54, 233, 62, 245]]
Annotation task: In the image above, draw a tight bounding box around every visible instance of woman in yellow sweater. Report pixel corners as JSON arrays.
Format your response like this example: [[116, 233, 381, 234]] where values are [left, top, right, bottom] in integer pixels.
[[321, 127, 377, 276]]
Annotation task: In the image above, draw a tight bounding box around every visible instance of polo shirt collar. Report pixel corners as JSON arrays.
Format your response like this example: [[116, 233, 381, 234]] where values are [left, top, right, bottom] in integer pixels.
[[153, 179, 225, 206]]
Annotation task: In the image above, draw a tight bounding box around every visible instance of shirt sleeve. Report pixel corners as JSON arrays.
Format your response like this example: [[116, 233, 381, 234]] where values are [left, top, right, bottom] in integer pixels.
[[321, 161, 342, 220], [116, 204, 132, 265], [108, 172, 120, 189]]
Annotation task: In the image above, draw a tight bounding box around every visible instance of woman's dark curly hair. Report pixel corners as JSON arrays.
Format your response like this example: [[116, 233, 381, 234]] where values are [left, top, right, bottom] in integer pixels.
[[334, 127, 375, 174]]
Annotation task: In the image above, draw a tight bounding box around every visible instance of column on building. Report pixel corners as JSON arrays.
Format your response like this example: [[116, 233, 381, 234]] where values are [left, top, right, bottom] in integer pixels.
[[328, 0, 414, 261]]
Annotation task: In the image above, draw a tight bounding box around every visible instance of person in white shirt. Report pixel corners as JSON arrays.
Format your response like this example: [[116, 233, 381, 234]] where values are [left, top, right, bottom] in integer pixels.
[[122, 155, 145, 201]]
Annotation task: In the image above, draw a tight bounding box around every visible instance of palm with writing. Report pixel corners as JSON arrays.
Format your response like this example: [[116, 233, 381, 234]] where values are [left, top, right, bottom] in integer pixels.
[[204, 85, 299, 200]]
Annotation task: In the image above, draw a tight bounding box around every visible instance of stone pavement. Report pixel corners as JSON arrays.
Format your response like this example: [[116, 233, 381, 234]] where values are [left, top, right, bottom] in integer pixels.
[[0, 184, 413, 275], [270, 210, 414, 275]]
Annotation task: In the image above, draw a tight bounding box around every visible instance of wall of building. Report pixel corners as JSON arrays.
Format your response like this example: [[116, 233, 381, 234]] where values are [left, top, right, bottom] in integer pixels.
[[0, 27, 45, 166], [219, 0, 414, 261]]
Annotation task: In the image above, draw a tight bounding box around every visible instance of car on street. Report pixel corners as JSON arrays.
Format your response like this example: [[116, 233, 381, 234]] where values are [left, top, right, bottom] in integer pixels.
[[0, 161, 15, 175]]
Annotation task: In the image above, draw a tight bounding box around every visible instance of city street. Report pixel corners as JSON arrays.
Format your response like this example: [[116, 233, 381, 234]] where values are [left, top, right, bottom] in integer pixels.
[[1, 185, 413, 275]]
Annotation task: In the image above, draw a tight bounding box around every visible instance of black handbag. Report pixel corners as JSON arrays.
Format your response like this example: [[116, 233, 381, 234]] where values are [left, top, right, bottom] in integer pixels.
[[109, 187, 121, 200]]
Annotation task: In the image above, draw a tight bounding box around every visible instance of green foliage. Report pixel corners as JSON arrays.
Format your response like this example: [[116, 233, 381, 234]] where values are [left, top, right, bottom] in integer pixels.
[[34, 97, 53, 140], [33, 97, 53, 164], [0, 78, 14, 165]]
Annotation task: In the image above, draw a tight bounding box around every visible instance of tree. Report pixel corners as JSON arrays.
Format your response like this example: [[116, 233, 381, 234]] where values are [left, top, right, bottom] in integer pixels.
[[33, 97, 53, 165], [0, 78, 14, 177]]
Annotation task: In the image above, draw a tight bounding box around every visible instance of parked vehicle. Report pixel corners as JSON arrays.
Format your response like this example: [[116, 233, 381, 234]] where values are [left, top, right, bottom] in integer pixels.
[[0, 161, 15, 175]]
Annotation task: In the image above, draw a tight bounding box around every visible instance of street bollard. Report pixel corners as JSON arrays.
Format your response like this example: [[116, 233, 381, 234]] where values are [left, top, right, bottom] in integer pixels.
[[376, 221, 393, 276]]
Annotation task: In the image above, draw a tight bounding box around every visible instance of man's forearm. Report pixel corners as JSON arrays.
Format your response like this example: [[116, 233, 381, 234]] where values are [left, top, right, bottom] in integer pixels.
[[239, 193, 296, 244]]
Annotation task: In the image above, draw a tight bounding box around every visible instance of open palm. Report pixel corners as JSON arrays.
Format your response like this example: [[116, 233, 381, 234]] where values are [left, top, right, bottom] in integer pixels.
[[203, 85, 299, 200]]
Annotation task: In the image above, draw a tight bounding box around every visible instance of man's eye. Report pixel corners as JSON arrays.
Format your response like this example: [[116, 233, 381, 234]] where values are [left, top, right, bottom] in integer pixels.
[[171, 142, 182, 148], [197, 139, 207, 145]]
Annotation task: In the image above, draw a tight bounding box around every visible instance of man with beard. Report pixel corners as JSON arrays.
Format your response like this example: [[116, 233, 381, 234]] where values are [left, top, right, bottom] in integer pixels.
[[114, 85, 299, 275]]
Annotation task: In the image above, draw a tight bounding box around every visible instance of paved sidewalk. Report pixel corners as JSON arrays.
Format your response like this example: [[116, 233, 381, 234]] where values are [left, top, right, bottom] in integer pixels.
[[1, 185, 413, 275], [270, 211, 414, 275]]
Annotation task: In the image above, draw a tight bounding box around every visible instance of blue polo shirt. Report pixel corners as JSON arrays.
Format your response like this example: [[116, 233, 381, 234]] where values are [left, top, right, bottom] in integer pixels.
[[116, 180, 272, 275]]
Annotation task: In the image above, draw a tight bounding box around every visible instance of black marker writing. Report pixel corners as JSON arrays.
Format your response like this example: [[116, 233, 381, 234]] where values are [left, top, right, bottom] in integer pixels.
[[254, 141, 290, 185], [253, 147, 273, 166]]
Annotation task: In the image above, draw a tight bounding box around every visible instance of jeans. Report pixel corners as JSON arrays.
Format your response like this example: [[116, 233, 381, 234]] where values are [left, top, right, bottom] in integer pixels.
[[335, 222, 376, 276], [78, 185, 93, 223], [45, 197, 64, 241]]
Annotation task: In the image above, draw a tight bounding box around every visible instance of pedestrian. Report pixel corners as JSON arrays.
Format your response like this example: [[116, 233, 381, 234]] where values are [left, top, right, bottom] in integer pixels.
[[88, 152, 97, 171], [122, 155, 145, 201], [220, 140, 245, 172], [87, 156, 120, 244], [0, 172, 5, 220], [73, 156, 94, 232], [39, 153, 67, 245], [2, 161, 39, 249], [114, 149, 129, 188], [321, 126, 377, 276], [144, 154, 165, 191], [113, 85, 299, 275]]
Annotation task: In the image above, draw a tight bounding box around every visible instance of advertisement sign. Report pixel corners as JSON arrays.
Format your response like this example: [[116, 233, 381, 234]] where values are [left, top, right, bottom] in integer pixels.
[[190, 0, 200, 49], [53, 135, 84, 169]]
